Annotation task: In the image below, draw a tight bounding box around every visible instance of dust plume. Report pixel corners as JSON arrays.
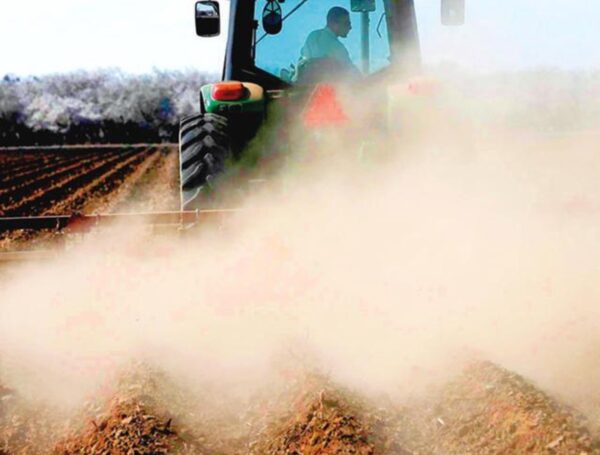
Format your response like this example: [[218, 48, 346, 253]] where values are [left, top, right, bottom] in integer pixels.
[[1, 70, 600, 433]]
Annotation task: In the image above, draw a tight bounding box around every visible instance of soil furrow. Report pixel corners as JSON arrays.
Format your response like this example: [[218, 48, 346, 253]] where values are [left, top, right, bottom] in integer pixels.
[[0, 146, 175, 251], [83, 147, 164, 214], [0, 151, 121, 200], [0, 150, 90, 179], [46, 150, 153, 215], [0, 155, 58, 179], [0, 149, 139, 216], [0, 153, 96, 187]]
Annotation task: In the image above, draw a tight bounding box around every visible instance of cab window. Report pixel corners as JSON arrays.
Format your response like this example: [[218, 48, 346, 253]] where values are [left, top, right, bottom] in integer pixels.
[[253, 0, 392, 81]]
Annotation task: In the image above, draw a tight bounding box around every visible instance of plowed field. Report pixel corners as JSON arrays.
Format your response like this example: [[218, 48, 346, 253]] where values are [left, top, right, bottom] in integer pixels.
[[2, 140, 600, 454], [0, 145, 179, 250], [1, 362, 599, 454]]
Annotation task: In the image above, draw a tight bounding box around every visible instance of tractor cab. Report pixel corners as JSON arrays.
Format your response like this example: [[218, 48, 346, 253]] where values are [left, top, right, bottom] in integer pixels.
[[196, 0, 465, 89], [180, 0, 465, 210]]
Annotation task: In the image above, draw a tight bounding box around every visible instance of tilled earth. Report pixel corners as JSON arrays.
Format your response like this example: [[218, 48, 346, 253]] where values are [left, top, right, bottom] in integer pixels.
[[2, 144, 600, 453], [0, 145, 180, 252], [1, 362, 598, 454]]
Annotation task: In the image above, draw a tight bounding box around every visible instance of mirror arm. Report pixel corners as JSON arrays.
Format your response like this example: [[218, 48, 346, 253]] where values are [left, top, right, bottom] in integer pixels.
[[376, 12, 385, 38], [256, 0, 310, 44]]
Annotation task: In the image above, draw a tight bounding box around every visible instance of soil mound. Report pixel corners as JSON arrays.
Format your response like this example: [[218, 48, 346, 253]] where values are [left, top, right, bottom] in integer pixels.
[[52, 365, 214, 455], [3, 362, 600, 454], [0, 383, 62, 454], [257, 389, 374, 454], [1, 366, 210, 455], [249, 375, 412, 455], [53, 398, 178, 454], [417, 361, 597, 454]]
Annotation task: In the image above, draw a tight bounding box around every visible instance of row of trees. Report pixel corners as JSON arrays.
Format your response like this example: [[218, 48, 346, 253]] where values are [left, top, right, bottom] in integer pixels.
[[0, 70, 215, 146], [0, 68, 598, 146]]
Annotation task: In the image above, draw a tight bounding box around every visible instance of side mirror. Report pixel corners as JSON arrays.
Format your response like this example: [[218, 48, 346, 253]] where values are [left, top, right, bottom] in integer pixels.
[[441, 0, 465, 26], [196, 1, 220, 37], [262, 0, 282, 35]]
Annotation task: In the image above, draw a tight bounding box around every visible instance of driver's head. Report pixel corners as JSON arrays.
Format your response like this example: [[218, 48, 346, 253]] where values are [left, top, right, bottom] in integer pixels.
[[327, 7, 352, 38]]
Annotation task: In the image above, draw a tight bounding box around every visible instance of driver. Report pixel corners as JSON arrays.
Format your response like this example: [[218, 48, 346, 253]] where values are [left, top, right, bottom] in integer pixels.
[[299, 7, 359, 74]]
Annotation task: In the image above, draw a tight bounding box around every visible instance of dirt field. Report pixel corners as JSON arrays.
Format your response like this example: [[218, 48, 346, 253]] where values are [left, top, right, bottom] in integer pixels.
[[0, 145, 180, 251], [1, 361, 598, 454], [1, 142, 600, 454]]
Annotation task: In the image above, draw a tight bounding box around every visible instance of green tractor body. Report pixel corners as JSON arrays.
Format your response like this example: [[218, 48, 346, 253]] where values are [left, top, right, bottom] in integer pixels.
[[180, 0, 465, 209]]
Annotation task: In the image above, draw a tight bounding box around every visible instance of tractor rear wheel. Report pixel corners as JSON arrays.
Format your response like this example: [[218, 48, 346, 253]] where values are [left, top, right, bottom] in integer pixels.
[[179, 113, 231, 210]]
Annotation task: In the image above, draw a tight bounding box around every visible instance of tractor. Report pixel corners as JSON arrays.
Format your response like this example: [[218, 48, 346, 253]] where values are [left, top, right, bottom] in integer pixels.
[[0, 0, 466, 261], [179, 0, 466, 210]]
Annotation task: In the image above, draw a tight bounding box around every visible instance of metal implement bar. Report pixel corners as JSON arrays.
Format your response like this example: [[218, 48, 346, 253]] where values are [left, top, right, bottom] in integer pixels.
[[0, 250, 55, 264], [0, 143, 176, 152], [0, 209, 242, 264], [0, 210, 240, 233]]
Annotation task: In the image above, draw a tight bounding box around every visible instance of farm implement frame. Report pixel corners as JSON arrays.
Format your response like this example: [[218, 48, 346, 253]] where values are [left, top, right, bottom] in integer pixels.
[[0, 209, 238, 263]]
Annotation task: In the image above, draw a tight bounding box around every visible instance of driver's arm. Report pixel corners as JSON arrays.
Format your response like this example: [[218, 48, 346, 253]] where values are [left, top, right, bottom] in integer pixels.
[[331, 42, 362, 78]]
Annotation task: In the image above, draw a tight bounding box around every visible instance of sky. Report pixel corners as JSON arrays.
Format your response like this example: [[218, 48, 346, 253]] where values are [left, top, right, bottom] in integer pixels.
[[0, 0, 599, 76]]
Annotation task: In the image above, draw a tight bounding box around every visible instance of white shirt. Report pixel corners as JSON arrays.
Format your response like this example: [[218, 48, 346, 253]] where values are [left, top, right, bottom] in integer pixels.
[[300, 27, 354, 67]]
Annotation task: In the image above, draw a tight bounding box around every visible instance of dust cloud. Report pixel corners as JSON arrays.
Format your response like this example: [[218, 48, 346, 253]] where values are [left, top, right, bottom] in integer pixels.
[[1, 70, 600, 428]]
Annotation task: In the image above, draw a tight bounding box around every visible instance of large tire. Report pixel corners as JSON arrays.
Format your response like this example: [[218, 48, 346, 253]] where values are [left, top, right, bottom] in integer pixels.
[[179, 113, 231, 210]]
